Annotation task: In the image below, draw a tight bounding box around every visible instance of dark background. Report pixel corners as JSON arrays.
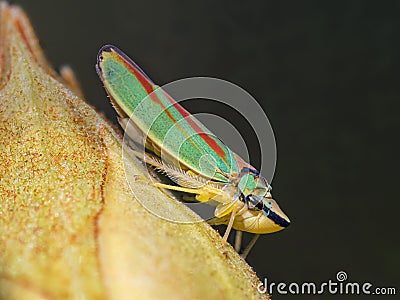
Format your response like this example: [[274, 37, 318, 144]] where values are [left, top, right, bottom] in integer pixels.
[[14, 0, 399, 299]]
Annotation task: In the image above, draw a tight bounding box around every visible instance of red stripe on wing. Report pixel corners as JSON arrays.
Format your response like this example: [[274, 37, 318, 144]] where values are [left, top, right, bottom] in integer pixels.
[[116, 52, 229, 164]]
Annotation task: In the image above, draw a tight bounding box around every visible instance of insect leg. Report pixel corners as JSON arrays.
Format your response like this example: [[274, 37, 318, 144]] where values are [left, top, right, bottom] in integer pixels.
[[234, 230, 243, 252], [181, 195, 197, 202], [240, 234, 260, 259], [222, 204, 238, 243], [153, 182, 207, 196], [133, 175, 214, 202]]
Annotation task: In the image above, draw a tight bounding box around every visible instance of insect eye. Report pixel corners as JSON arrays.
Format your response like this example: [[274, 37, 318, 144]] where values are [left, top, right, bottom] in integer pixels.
[[246, 194, 262, 210]]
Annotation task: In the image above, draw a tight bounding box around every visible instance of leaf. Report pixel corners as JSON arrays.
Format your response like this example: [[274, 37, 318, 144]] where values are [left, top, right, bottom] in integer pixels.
[[0, 3, 269, 299]]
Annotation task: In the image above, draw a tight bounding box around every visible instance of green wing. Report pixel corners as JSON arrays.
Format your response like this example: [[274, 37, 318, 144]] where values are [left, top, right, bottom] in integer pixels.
[[97, 45, 238, 182]]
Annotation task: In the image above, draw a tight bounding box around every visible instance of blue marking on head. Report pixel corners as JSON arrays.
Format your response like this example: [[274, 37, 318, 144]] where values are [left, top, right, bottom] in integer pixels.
[[263, 207, 290, 228], [241, 167, 260, 176]]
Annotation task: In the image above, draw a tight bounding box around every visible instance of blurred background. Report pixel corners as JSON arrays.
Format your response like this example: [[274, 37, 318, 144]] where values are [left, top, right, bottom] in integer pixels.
[[14, 0, 399, 298]]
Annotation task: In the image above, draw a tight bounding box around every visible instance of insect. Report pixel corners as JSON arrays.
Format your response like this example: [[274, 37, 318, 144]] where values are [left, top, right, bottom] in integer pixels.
[[96, 45, 290, 256]]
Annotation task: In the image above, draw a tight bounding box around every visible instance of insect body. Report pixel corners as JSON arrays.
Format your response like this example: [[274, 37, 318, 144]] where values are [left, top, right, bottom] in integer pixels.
[[96, 45, 290, 247]]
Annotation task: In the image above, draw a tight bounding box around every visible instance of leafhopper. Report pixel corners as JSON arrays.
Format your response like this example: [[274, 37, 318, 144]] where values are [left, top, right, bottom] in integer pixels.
[[96, 45, 290, 255]]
